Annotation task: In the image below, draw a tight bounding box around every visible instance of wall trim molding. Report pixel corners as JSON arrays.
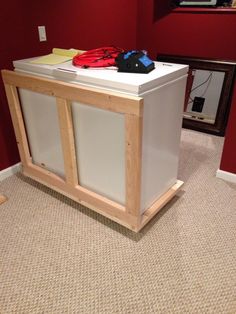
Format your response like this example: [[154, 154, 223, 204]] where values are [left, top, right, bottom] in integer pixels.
[[0, 163, 22, 181], [216, 169, 236, 184]]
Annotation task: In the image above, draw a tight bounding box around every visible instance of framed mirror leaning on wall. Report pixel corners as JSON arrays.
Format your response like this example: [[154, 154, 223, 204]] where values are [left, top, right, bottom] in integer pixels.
[[157, 55, 236, 136]]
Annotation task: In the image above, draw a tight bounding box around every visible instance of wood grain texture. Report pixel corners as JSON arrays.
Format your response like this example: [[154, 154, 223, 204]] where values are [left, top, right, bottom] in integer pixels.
[[139, 180, 184, 231], [125, 111, 143, 220], [56, 98, 78, 187], [3, 84, 31, 167], [1, 70, 143, 116]]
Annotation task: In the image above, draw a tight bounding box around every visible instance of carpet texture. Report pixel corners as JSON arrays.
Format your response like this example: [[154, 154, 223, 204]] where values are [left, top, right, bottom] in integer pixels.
[[0, 129, 236, 313]]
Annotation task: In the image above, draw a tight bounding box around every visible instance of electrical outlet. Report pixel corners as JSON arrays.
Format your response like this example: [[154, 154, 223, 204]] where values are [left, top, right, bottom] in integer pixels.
[[38, 26, 47, 42], [192, 97, 205, 113]]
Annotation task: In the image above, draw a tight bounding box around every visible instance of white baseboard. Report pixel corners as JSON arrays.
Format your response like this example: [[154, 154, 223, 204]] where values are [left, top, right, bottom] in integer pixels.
[[216, 169, 236, 184], [0, 163, 22, 181]]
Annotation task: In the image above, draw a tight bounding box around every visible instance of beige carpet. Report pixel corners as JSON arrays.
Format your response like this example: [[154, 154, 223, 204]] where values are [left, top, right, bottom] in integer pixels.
[[0, 129, 236, 313]]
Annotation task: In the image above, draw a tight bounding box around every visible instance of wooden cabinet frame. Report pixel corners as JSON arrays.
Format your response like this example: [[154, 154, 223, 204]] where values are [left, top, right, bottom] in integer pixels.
[[2, 69, 183, 232]]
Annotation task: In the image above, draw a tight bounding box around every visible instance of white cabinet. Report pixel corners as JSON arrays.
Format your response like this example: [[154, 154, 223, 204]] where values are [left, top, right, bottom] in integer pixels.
[[2, 59, 188, 231]]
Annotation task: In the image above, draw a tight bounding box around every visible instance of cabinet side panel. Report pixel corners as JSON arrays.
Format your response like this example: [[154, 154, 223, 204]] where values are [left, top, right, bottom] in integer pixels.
[[72, 102, 125, 205], [19, 89, 65, 178], [141, 76, 187, 213]]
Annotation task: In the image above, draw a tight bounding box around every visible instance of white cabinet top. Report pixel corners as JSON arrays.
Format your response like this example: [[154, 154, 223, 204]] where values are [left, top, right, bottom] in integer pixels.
[[13, 57, 188, 95]]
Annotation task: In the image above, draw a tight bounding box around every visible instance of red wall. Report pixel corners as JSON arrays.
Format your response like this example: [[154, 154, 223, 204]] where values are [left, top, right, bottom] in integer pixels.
[[220, 86, 236, 173], [24, 0, 138, 54], [137, 0, 236, 174], [0, 1, 36, 170], [0, 0, 137, 171], [138, 4, 236, 60], [1, 0, 236, 175]]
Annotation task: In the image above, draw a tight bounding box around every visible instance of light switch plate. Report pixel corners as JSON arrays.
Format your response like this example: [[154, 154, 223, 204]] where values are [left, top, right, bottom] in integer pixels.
[[38, 26, 47, 42]]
